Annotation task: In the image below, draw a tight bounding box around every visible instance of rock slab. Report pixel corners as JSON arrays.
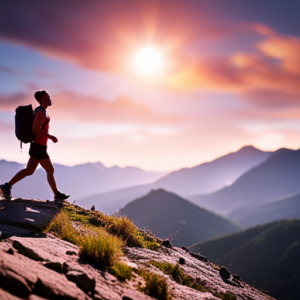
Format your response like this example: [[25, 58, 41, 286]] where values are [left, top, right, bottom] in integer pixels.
[[0, 199, 61, 229]]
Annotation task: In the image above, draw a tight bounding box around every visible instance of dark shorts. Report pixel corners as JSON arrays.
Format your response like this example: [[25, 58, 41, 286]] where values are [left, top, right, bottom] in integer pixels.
[[29, 142, 49, 160]]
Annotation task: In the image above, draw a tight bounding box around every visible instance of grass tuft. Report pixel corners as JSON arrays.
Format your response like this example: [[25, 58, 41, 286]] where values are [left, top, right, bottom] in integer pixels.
[[62, 203, 161, 250], [137, 269, 171, 300], [46, 211, 79, 244], [89, 212, 145, 247], [110, 261, 133, 282], [213, 291, 237, 300], [150, 261, 206, 292], [46, 205, 168, 296], [79, 228, 123, 268], [46, 211, 123, 268], [143, 240, 161, 251]]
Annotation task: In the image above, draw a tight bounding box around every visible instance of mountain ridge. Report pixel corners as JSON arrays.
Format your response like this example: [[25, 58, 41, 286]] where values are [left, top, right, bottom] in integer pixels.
[[0, 160, 166, 200], [190, 219, 300, 300], [190, 147, 300, 215], [77, 145, 272, 213], [228, 192, 300, 226], [120, 189, 243, 247]]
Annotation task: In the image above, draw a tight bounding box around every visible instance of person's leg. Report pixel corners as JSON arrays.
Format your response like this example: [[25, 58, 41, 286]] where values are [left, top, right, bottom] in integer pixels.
[[39, 158, 58, 196], [8, 157, 40, 187]]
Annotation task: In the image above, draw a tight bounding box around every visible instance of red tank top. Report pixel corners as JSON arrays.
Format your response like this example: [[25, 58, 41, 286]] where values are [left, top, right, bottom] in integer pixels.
[[33, 108, 50, 146]]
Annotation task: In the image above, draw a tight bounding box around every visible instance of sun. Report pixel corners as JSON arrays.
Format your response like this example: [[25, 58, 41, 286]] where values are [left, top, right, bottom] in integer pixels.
[[135, 47, 163, 74]]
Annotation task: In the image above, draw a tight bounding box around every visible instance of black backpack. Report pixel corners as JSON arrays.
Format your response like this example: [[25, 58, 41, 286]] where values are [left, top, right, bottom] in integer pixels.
[[15, 104, 40, 148]]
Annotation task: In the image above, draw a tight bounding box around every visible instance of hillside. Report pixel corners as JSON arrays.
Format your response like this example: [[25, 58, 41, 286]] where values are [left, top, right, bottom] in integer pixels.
[[0, 160, 165, 200], [190, 148, 300, 215], [190, 220, 300, 300], [228, 193, 300, 227], [0, 198, 273, 300], [77, 145, 271, 213], [120, 189, 243, 247]]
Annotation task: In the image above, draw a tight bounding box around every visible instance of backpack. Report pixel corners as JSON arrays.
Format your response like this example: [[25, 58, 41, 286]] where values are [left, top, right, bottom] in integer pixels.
[[15, 104, 41, 148]]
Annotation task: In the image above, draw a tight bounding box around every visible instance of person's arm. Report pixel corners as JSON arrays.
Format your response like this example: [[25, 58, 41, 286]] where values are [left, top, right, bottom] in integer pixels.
[[32, 111, 58, 143]]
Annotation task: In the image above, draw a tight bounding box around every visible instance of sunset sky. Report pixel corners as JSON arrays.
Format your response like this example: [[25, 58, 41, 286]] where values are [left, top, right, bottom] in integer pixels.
[[1, 0, 300, 171]]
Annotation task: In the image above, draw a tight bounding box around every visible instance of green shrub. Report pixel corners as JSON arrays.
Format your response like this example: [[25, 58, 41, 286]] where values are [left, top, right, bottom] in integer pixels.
[[89, 212, 144, 247], [150, 261, 206, 292], [63, 205, 91, 224], [213, 291, 237, 300], [138, 270, 170, 300], [46, 211, 79, 244], [47, 208, 165, 292], [62, 203, 160, 250], [110, 262, 133, 282], [143, 240, 161, 250], [150, 261, 174, 275], [79, 229, 123, 268], [46, 212, 123, 268]]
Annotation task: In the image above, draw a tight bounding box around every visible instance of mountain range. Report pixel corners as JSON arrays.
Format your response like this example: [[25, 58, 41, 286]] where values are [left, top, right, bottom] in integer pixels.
[[153, 145, 271, 195], [190, 148, 300, 215], [120, 189, 243, 247], [3, 146, 300, 227], [190, 219, 300, 300], [0, 160, 165, 200], [77, 145, 271, 213]]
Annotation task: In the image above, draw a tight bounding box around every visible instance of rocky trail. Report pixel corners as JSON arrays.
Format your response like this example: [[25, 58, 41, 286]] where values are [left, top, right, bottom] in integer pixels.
[[0, 199, 275, 300]]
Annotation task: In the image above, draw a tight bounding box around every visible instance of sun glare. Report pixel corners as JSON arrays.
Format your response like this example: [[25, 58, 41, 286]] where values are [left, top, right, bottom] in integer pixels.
[[135, 47, 162, 74]]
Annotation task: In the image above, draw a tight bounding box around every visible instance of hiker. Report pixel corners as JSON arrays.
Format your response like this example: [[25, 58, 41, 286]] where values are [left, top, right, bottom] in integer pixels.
[[0, 90, 70, 201]]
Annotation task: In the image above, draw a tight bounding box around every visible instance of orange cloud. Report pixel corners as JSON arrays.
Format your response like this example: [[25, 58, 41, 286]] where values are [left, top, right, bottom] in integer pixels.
[[1, 1, 299, 110], [242, 90, 300, 109], [251, 23, 276, 37], [0, 1, 233, 82], [166, 28, 300, 105], [257, 36, 300, 74]]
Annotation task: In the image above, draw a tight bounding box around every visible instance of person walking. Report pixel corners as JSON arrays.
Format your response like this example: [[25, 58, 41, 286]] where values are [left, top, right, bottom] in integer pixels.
[[0, 90, 70, 201]]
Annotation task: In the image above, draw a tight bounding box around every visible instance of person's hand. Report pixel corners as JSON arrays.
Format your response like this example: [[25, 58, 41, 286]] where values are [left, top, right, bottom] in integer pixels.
[[50, 135, 58, 143]]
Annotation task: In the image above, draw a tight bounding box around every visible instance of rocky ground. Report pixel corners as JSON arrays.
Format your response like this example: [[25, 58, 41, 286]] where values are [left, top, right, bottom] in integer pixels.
[[0, 198, 276, 300]]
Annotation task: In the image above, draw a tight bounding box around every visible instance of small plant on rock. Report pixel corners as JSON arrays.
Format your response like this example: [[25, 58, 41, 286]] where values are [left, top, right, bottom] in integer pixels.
[[213, 291, 237, 300], [150, 261, 206, 292], [46, 211, 79, 244], [79, 228, 123, 268], [63, 203, 160, 250], [110, 261, 133, 282], [46, 212, 123, 269], [137, 269, 171, 300]]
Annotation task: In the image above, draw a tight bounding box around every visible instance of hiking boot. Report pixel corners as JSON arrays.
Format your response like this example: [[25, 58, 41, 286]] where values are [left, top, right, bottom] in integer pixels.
[[54, 191, 70, 201], [0, 183, 12, 200]]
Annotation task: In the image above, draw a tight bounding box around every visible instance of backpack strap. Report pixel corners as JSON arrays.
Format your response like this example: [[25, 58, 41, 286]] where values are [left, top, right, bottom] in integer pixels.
[[34, 107, 46, 114]]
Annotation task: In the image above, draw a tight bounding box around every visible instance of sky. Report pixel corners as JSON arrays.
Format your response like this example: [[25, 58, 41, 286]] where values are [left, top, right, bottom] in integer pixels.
[[0, 0, 300, 171]]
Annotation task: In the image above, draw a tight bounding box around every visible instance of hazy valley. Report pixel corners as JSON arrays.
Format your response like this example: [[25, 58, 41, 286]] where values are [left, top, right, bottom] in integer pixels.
[[0, 160, 166, 200], [77, 145, 272, 214]]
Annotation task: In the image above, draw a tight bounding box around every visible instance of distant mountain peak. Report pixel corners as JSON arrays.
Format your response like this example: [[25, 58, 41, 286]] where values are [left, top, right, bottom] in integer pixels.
[[148, 188, 168, 195], [121, 189, 242, 248], [238, 145, 261, 152], [91, 161, 107, 168], [273, 147, 295, 155], [146, 188, 183, 199]]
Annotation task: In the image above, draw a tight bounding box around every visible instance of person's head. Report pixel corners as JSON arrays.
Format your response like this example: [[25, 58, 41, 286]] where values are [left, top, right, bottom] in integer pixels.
[[34, 90, 52, 107]]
